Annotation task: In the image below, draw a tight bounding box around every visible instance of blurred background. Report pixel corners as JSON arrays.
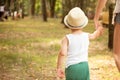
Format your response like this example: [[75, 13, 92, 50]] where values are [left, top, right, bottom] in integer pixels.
[[0, 0, 120, 80]]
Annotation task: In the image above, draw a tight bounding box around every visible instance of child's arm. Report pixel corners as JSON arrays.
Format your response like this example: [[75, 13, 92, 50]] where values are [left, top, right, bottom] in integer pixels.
[[89, 23, 104, 40], [57, 37, 68, 78]]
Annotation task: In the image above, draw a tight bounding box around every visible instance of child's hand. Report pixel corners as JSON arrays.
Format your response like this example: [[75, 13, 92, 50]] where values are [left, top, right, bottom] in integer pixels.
[[97, 22, 104, 35], [98, 25, 103, 31], [57, 68, 65, 79]]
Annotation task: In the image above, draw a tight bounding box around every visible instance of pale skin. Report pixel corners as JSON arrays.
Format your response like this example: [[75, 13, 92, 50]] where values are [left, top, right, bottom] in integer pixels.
[[57, 24, 103, 78]]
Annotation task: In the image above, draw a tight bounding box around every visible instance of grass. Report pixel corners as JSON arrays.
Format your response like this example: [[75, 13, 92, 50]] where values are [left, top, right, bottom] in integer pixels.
[[0, 17, 120, 80]]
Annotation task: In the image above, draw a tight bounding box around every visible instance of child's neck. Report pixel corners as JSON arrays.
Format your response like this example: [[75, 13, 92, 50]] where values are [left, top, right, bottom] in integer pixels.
[[71, 29, 83, 34]]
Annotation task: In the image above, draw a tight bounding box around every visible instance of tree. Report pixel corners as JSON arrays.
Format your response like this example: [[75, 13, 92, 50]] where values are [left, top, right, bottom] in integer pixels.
[[61, 0, 87, 23], [30, 0, 36, 16], [61, 0, 72, 23], [41, 0, 47, 21], [48, 0, 56, 18]]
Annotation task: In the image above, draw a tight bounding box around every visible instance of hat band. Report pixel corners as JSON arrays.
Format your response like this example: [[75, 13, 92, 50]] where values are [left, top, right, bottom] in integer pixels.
[[66, 20, 86, 28]]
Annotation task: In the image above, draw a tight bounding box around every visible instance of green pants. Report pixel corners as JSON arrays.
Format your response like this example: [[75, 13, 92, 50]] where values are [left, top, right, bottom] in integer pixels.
[[65, 62, 90, 80]]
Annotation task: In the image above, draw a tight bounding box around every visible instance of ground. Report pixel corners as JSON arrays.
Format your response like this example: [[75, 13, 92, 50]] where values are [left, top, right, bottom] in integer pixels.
[[0, 17, 120, 80]]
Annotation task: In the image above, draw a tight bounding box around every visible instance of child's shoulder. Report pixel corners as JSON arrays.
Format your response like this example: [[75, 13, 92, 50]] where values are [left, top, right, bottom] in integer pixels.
[[82, 32, 90, 36]]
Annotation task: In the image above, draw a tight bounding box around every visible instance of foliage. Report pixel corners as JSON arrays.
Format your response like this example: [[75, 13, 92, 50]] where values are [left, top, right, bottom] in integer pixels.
[[35, 0, 41, 15], [3, 0, 99, 17], [55, 0, 62, 17], [22, 0, 30, 16]]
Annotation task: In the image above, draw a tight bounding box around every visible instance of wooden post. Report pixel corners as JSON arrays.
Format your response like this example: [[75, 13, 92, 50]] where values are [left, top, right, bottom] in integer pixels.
[[108, 4, 114, 50]]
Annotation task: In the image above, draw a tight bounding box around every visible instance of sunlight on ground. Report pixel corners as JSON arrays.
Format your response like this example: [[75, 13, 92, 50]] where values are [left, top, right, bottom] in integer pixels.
[[0, 18, 120, 80]]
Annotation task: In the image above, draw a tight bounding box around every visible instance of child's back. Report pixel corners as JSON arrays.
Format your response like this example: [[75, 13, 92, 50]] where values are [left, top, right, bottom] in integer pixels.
[[66, 32, 89, 68]]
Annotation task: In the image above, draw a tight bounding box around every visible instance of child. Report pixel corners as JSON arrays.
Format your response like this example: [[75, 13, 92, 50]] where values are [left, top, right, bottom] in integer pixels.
[[57, 7, 103, 80]]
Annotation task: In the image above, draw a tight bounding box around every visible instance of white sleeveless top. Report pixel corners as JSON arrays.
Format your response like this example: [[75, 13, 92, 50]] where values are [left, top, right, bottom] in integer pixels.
[[66, 32, 89, 68]]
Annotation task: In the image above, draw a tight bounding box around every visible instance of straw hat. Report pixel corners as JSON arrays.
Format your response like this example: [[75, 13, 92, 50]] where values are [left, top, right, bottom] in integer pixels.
[[64, 7, 88, 29]]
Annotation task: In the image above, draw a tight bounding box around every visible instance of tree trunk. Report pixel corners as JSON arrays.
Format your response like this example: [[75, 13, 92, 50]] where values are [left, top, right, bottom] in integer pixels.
[[108, 4, 114, 50], [49, 0, 56, 18], [61, 0, 85, 23], [80, 0, 84, 10], [41, 0, 47, 21], [61, 0, 72, 23], [31, 0, 36, 16], [21, 1, 24, 18]]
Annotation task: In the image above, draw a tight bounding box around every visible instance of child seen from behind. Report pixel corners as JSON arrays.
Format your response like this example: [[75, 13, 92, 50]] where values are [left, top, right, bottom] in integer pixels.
[[57, 7, 103, 80]]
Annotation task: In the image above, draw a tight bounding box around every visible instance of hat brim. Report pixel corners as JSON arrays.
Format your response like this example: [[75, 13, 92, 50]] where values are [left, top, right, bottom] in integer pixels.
[[64, 15, 88, 29]]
